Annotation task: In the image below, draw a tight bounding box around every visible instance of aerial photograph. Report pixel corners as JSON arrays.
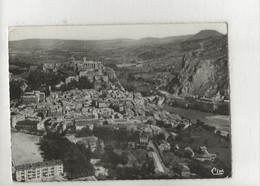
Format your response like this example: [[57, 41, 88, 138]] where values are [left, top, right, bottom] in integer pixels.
[[9, 24, 231, 182]]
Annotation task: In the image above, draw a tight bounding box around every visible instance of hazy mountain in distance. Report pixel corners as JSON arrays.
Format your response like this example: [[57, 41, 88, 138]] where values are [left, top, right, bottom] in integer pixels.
[[9, 34, 192, 51], [9, 29, 224, 53], [188, 30, 224, 41]]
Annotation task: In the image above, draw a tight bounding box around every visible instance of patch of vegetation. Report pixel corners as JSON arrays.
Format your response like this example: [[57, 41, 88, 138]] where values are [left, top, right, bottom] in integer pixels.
[[28, 70, 66, 89], [188, 159, 231, 178], [196, 119, 216, 133], [75, 127, 93, 137], [39, 132, 94, 180], [10, 81, 23, 100], [174, 122, 231, 172], [101, 144, 129, 166]]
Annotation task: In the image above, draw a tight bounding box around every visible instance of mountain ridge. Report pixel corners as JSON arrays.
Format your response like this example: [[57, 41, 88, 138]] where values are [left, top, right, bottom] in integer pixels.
[[9, 29, 223, 50], [188, 29, 224, 40]]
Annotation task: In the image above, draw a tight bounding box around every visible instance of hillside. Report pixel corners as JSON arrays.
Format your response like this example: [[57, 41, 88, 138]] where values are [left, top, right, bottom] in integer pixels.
[[9, 30, 222, 66], [9, 30, 229, 99], [9, 35, 190, 67], [165, 35, 229, 99], [188, 30, 223, 40], [9, 35, 190, 52]]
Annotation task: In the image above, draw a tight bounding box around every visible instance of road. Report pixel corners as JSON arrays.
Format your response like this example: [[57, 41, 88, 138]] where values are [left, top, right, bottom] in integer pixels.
[[148, 140, 168, 173]]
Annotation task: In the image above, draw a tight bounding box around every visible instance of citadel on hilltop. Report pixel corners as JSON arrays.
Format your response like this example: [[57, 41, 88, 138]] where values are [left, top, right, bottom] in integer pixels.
[[43, 57, 103, 72], [43, 57, 112, 87]]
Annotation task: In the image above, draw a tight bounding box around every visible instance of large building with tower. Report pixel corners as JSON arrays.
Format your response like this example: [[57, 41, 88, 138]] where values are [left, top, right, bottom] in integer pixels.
[[22, 91, 45, 104], [75, 57, 102, 72], [83, 57, 102, 69]]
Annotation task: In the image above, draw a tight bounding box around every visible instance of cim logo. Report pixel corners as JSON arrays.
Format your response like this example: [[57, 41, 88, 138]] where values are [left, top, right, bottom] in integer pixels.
[[211, 167, 224, 176]]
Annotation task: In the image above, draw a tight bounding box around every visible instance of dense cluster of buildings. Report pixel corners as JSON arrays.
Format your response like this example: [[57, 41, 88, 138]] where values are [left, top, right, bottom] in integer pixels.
[[11, 58, 221, 181]]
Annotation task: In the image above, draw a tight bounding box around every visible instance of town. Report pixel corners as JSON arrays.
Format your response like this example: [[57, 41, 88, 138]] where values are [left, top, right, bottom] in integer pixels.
[[10, 57, 231, 182]]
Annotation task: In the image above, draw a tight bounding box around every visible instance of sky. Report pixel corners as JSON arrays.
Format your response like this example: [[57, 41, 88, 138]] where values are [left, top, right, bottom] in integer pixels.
[[9, 23, 227, 41]]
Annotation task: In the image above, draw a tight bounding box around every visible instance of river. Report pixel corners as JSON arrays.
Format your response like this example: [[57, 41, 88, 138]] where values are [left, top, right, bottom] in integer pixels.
[[164, 105, 231, 135], [116, 63, 135, 68]]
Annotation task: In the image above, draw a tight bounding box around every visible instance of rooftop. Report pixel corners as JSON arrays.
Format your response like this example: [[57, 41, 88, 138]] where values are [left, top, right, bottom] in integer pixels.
[[15, 160, 63, 171]]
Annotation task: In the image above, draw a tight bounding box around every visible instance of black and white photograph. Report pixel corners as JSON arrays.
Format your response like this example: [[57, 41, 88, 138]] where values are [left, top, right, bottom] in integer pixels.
[[9, 23, 231, 182]]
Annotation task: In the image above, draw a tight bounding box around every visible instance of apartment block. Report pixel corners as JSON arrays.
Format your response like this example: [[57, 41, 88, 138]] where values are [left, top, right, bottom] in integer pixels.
[[15, 160, 63, 182]]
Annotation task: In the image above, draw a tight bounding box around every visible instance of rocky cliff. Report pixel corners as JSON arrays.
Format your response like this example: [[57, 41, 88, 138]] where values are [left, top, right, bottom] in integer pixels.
[[166, 35, 229, 100], [103, 66, 125, 91]]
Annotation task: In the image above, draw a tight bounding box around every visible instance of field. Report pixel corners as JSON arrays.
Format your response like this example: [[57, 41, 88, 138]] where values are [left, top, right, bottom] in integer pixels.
[[11, 132, 43, 165]]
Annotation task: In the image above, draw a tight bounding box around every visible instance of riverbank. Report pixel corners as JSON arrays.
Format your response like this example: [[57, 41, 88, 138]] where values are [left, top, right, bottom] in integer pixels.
[[164, 105, 231, 134]]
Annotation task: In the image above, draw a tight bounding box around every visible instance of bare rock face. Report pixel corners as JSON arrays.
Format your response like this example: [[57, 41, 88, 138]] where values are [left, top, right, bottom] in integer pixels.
[[166, 35, 229, 99], [104, 67, 125, 91]]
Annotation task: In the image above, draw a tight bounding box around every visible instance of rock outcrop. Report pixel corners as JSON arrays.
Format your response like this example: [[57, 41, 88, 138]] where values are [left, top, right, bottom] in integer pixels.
[[166, 35, 229, 100], [103, 67, 125, 91]]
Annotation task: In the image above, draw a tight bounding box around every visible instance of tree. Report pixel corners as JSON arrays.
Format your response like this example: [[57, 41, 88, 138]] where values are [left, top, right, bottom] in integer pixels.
[[10, 81, 22, 100], [188, 138, 195, 144], [188, 160, 212, 178], [176, 124, 185, 131], [226, 134, 230, 142], [203, 139, 209, 145], [39, 131, 94, 179], [147, 159, 155, 173], [93, 139, 104, 158], [103, 120, 109, 125], [99, 91, 107, 98], [78, 77, 94, 89], [184, 150, 193, 158], [216, 130, 221, 136], [175, 135, 183, 141], [196, 119, 204, 125], [175, 150, 185, 158], [36, 112, 45, 120], [119, 152, 129, 165], [28, 70, 46, 89], [157, 133, 166, 141], [76, 127, 93, 137], [156, 120, 165, 127]]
